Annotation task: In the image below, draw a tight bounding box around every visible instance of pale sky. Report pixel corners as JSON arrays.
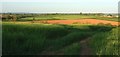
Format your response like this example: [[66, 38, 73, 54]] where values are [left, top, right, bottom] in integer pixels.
[[1, 0, 120, 13]]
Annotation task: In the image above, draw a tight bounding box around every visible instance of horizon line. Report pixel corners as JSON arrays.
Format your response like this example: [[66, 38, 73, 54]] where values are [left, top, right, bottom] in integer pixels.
[[0, 12, 118, 14]]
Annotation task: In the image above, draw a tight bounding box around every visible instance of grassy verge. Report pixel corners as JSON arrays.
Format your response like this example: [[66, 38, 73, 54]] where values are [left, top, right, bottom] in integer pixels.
[[90, 27, 119, 55]]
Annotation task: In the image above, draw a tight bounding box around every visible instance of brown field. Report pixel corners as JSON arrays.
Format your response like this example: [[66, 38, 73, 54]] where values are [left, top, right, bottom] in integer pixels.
[[43, 19, 119, 26], [8, 19, 119, 26]]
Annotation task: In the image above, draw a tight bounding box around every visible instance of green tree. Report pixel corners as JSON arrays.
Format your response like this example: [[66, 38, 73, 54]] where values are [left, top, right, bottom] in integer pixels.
[[80, 12, 82, 15]]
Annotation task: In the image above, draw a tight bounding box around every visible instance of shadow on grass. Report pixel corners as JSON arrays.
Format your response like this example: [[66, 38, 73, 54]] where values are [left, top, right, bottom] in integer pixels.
[[2, 23, 114, 55]]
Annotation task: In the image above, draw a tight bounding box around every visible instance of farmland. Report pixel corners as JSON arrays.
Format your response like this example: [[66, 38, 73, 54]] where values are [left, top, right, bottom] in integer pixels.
[[2, 13, 118, 21], [17, 14, 118, 22], [1, 13, 119, 56]]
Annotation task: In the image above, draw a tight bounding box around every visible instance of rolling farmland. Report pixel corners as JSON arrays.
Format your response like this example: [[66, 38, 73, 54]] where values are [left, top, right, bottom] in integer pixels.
[[2, 13, 119, 56]]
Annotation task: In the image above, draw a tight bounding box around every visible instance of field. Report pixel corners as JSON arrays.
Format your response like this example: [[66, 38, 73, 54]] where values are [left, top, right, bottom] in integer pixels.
[[18, 14, 119, 22], [2, 14, 119, 56]]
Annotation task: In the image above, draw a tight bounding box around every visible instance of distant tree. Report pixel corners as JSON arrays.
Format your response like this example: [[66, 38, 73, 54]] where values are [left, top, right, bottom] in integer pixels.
[[7, 14, 16, 22], [80, 12, 82, 15], [108, 14, 112, 16], [32, 16, 35, 23], [8, 15, 13, 20], [16, 15, 21, 20], [8, 13, 12, 15]]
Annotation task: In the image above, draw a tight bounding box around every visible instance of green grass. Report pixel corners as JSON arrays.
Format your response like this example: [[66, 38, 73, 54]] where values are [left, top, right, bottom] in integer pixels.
[[63, 43, 81, 55], [19, 15, 96, 21], [2, 23, 92, 55], [2, 22, 116, 55], [17, 14, 118, 22], [90, 27, 119, 55], [94, 17, 118, 22]]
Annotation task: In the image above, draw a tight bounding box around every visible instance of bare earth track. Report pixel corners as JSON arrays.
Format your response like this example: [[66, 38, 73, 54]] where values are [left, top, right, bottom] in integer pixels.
[[80, 37, 93, 55]]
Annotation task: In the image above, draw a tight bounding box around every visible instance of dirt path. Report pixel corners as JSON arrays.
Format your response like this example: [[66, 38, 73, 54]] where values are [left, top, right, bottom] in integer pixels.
[[40, 37, 93, 55], [80, 38, 93, 55]]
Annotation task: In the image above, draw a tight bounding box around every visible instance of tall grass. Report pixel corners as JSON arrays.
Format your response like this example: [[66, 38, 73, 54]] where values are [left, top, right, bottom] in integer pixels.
[[63, 43, 81, 55], [3, 22, 114, 55], [90, 27, 119, 55], [3, 23, 94, 55]]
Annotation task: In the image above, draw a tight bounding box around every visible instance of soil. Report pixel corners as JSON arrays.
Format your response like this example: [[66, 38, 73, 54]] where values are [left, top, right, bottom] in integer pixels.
[[39, 19, 119, 26], [14, 19, 119, 26], [80, 38, 93, 55]]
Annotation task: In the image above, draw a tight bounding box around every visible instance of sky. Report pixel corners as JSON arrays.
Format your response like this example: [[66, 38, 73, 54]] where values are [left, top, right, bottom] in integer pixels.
[[1, 0, 120, 13]]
